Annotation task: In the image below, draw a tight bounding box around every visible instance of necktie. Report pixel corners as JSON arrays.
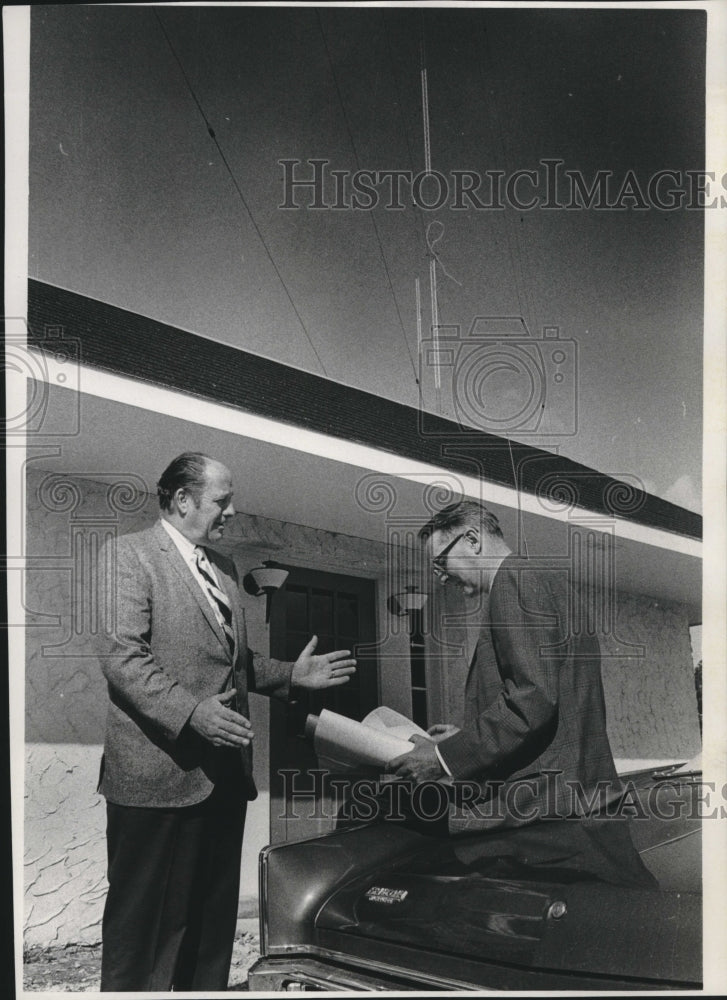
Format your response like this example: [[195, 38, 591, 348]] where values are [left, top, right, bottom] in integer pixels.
[[195, 547, 235, 654]]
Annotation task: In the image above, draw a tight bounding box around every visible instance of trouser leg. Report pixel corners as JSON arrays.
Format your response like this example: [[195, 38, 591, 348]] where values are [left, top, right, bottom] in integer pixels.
[[100, 795, 245, 992], [101, 801, 203, 991], [173, 793, 246, 989]]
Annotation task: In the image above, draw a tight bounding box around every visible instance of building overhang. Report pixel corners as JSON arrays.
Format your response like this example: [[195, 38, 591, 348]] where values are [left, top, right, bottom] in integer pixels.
[[20, 280, 702, 618]]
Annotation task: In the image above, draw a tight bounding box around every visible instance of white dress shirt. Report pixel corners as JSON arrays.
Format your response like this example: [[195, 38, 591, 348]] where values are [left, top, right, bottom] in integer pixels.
[[160, 518, 230, 632]]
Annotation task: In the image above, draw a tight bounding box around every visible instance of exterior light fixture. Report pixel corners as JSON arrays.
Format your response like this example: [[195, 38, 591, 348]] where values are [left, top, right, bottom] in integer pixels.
[[242, 561, 289, 623], [387, 584, 428, 617]]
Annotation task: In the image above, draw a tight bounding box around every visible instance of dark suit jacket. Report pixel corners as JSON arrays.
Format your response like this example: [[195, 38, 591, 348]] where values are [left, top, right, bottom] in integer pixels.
[[439, 555, 623, 832], [96, 521, 293, 808]]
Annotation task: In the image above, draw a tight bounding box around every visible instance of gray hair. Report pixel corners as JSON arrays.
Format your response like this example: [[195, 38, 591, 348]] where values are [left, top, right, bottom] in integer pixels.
[[419, 500, 503, 543]]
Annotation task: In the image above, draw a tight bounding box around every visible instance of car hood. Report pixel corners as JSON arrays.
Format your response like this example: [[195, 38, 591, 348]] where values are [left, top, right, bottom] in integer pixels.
[[316, 771, 701, 985]]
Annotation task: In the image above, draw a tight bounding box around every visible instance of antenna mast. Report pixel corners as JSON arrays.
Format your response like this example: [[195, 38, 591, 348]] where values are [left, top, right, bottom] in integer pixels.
[[421, 40, 442, 413]]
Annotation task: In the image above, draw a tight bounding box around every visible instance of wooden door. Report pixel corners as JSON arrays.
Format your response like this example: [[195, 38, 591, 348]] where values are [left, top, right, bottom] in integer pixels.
[[268, 566, 379, 843]]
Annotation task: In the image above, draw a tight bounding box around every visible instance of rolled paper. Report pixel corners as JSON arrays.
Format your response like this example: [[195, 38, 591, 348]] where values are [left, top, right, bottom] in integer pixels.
[[363, 705, 430, 742], [304, 713, 319, 740], [306, 708, 420, 771]]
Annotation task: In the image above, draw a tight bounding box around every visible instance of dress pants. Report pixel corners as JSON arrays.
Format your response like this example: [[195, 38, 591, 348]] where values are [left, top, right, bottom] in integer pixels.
[[100, 786, 247, 992]]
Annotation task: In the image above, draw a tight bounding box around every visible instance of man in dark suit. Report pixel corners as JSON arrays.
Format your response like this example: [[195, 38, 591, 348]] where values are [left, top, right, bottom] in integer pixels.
[[97, 452, 356, 991], [388, 500, 623, 833]]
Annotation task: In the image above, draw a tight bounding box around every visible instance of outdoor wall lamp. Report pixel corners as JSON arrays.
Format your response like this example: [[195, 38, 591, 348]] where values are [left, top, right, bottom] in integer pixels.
[[387, 584, 428, 617], [242, 561, 289, 623]]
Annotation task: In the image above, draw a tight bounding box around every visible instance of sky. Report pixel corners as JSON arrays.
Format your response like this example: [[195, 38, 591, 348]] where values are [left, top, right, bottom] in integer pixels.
[[27, 4, 707, 512]]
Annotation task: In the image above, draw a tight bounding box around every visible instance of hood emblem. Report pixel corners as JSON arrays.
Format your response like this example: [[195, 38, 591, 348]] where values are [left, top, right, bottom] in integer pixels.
[[365, 886, 409, 905]]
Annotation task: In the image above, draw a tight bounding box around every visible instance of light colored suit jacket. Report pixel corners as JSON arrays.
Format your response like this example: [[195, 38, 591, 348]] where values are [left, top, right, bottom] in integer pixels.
[[97, 521, 293, 807]]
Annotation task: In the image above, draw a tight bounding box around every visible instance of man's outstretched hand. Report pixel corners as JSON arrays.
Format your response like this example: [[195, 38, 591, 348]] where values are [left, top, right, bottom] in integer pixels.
[[188, 690, 254, 748], [291, 635, 357, 689]]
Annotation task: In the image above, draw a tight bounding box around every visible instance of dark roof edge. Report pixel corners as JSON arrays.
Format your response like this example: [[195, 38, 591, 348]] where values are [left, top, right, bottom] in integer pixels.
[[27, 279, 702, 543]]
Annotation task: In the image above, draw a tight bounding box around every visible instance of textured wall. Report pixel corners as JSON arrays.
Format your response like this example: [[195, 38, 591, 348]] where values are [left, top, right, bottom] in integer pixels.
[[23, 468, 409, 948], [24, 745, 107, 948], [24, 472, 153, 745], [600, 590, 701, 758], [23, 742, 270, 948]]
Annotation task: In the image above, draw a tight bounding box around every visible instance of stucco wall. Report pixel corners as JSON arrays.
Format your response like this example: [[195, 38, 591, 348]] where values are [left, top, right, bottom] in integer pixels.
[[23, 468, 409, 948], [599, 591, 700, 758], [24, 745, 107, 947]]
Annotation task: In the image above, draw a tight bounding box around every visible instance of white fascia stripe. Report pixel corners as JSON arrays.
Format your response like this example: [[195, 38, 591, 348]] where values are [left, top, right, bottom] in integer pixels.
[[41, 358, 702, 559]]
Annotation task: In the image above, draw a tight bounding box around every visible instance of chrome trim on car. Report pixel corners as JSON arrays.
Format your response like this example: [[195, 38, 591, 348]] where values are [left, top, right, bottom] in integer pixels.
[[258, 845, 269, 956], [260, 944, 493, 991]]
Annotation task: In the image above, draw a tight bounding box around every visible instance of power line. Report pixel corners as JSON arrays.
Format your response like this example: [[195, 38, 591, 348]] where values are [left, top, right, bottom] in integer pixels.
[[153, 9, 329, 377], [316, 10, 420, 387]]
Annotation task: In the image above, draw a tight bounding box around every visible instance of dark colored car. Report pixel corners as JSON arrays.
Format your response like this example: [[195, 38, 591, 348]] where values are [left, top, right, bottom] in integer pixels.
[[248, 763, 701, 992]]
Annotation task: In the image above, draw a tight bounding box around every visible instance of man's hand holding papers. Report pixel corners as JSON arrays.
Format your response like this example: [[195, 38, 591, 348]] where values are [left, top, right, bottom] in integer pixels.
[[387, 733, 446, 783]]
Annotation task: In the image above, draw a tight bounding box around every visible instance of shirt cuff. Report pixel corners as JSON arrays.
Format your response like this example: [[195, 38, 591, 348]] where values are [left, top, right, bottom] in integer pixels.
[[434, 744, 453, 777]]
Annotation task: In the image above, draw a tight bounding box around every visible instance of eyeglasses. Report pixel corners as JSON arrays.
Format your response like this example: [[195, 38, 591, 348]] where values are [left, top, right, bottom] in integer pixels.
[[430, 532, 466, 583]]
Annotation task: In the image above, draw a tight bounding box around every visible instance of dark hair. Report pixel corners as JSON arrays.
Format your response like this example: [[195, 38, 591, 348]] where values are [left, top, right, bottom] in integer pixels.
[[157, 452, 212, 511], [419, 500, 503, 543]]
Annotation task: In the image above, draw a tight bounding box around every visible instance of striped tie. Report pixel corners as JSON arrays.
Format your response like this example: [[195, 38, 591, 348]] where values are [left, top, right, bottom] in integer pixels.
[[195, 547, 235, 654]]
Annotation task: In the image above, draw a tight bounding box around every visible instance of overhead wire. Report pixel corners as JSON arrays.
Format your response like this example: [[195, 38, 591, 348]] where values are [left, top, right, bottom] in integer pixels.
[[153, 9, 330, 377], [316, 9, 420, 387]]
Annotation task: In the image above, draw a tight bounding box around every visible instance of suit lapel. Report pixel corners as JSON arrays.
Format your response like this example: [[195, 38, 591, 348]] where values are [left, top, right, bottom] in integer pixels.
[[153, 522, 230, 656]]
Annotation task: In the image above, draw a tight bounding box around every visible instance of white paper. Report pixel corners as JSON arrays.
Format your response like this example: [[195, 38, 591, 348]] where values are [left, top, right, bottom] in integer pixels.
[[308, 707, 430, 772]]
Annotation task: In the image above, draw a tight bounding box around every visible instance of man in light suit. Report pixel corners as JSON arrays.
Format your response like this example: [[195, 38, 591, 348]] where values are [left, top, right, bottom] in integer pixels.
[[388, 500, 623, 832], [97, 452, 356, 991]]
